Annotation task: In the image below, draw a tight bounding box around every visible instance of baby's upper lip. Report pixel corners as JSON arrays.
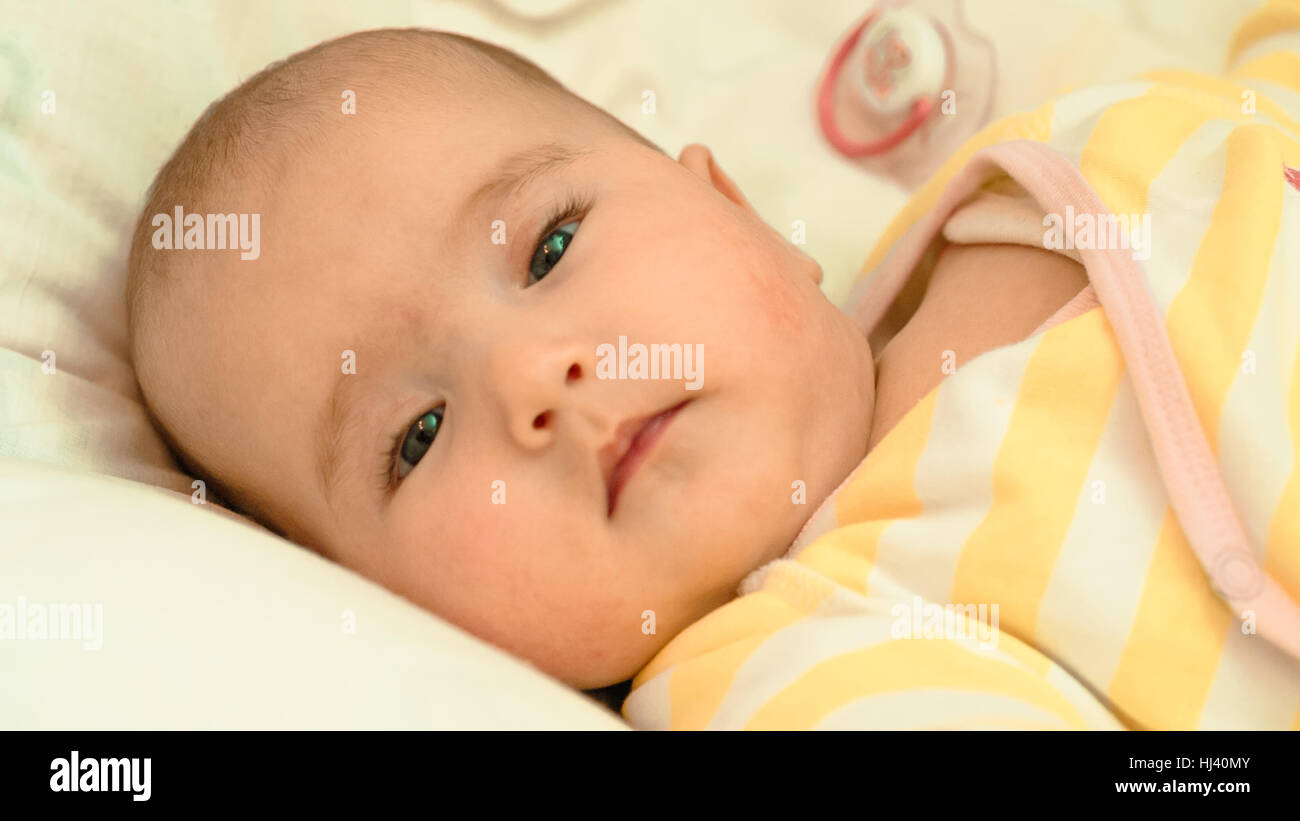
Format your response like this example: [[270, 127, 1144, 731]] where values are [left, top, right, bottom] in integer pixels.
[[599, 400, 688, 516]]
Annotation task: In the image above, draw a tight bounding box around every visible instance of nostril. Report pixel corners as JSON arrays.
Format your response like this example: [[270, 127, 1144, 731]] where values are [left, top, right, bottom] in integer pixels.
[[533, 411, 550, 429], [566, 363, 582, 383]]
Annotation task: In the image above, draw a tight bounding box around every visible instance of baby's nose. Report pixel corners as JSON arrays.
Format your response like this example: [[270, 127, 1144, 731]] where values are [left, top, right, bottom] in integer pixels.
[[488, 340, 593, 450]]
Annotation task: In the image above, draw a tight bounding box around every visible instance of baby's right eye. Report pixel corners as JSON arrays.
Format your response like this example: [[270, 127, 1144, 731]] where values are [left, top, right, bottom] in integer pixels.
[[394, 407, 444, 481]]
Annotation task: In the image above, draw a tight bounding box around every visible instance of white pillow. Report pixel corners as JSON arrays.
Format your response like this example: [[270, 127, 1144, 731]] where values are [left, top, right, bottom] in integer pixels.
[[0, 457, 628, 729]]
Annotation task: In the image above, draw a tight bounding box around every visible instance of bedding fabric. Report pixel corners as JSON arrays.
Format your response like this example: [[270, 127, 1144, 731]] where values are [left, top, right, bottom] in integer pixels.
[[623, 1, 1300, 730], [0, 456, 630, 729]]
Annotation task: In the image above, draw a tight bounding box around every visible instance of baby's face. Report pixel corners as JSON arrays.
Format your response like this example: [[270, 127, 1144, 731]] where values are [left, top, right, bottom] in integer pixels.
[[163, 79, 874, 687]]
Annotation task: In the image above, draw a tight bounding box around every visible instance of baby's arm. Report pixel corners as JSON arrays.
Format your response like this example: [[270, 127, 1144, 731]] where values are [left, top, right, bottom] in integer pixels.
[[870, 242, 1088, 449]]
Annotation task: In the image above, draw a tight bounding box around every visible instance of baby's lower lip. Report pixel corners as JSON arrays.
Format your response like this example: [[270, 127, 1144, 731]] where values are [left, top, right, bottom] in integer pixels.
[[607, 400, 689, 516]]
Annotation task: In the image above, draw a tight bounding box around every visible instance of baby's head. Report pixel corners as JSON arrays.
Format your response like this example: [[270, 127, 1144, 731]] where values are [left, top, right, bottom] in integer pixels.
[[126, 28, 875, 689]]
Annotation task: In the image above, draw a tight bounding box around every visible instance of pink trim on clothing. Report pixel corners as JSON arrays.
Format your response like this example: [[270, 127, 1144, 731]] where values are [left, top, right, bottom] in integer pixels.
[[846, 139, 1300, 661]]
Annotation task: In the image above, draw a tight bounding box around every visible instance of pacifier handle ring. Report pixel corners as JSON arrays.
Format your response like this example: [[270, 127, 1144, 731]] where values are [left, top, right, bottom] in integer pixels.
[[817, 11, 935, 158]]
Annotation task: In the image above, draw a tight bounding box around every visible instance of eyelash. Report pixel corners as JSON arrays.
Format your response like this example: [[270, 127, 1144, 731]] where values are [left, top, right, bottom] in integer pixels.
[[375, 190, 594, 493], [530, 190, 592, 283]]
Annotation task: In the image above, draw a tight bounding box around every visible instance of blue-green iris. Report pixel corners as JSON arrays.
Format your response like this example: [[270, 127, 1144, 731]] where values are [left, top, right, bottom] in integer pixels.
[[400, 408, 443, 468]]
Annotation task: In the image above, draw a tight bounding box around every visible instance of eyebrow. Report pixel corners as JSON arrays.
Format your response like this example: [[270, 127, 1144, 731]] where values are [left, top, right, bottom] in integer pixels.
[[464, 141, 590, 216], [314, 141, 590, 505]]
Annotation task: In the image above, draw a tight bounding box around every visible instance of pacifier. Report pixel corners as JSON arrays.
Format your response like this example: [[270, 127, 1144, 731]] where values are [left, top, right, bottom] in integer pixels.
[[816, 0, 997, 188]]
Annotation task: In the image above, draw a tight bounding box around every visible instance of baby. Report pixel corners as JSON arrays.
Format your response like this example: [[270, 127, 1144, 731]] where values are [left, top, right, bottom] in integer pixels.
[[126, 28, 881, 691], [128, 20, 1300, 728]]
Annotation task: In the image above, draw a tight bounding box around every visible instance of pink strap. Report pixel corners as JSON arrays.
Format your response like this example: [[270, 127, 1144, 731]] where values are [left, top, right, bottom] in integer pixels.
[[851, 139, 1300, 659]]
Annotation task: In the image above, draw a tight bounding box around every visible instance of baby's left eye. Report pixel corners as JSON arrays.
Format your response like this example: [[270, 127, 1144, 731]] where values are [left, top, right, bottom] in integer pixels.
[[527, 220, 579, 285]]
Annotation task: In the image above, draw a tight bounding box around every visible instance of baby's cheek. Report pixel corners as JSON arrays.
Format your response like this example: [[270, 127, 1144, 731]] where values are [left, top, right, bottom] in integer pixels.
[[741, 249, 809, 341]]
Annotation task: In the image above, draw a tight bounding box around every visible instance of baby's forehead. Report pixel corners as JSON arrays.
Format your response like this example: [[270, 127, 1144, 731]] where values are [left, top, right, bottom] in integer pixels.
[[280, 38, 555, 122]]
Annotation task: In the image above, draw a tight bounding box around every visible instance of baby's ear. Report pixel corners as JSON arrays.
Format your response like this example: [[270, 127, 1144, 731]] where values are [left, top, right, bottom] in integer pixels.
[[677, 143, 756, 214]]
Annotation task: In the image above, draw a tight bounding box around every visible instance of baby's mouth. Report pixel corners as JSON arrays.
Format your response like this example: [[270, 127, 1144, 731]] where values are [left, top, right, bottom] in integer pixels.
[[600, 399, 690, 517]]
